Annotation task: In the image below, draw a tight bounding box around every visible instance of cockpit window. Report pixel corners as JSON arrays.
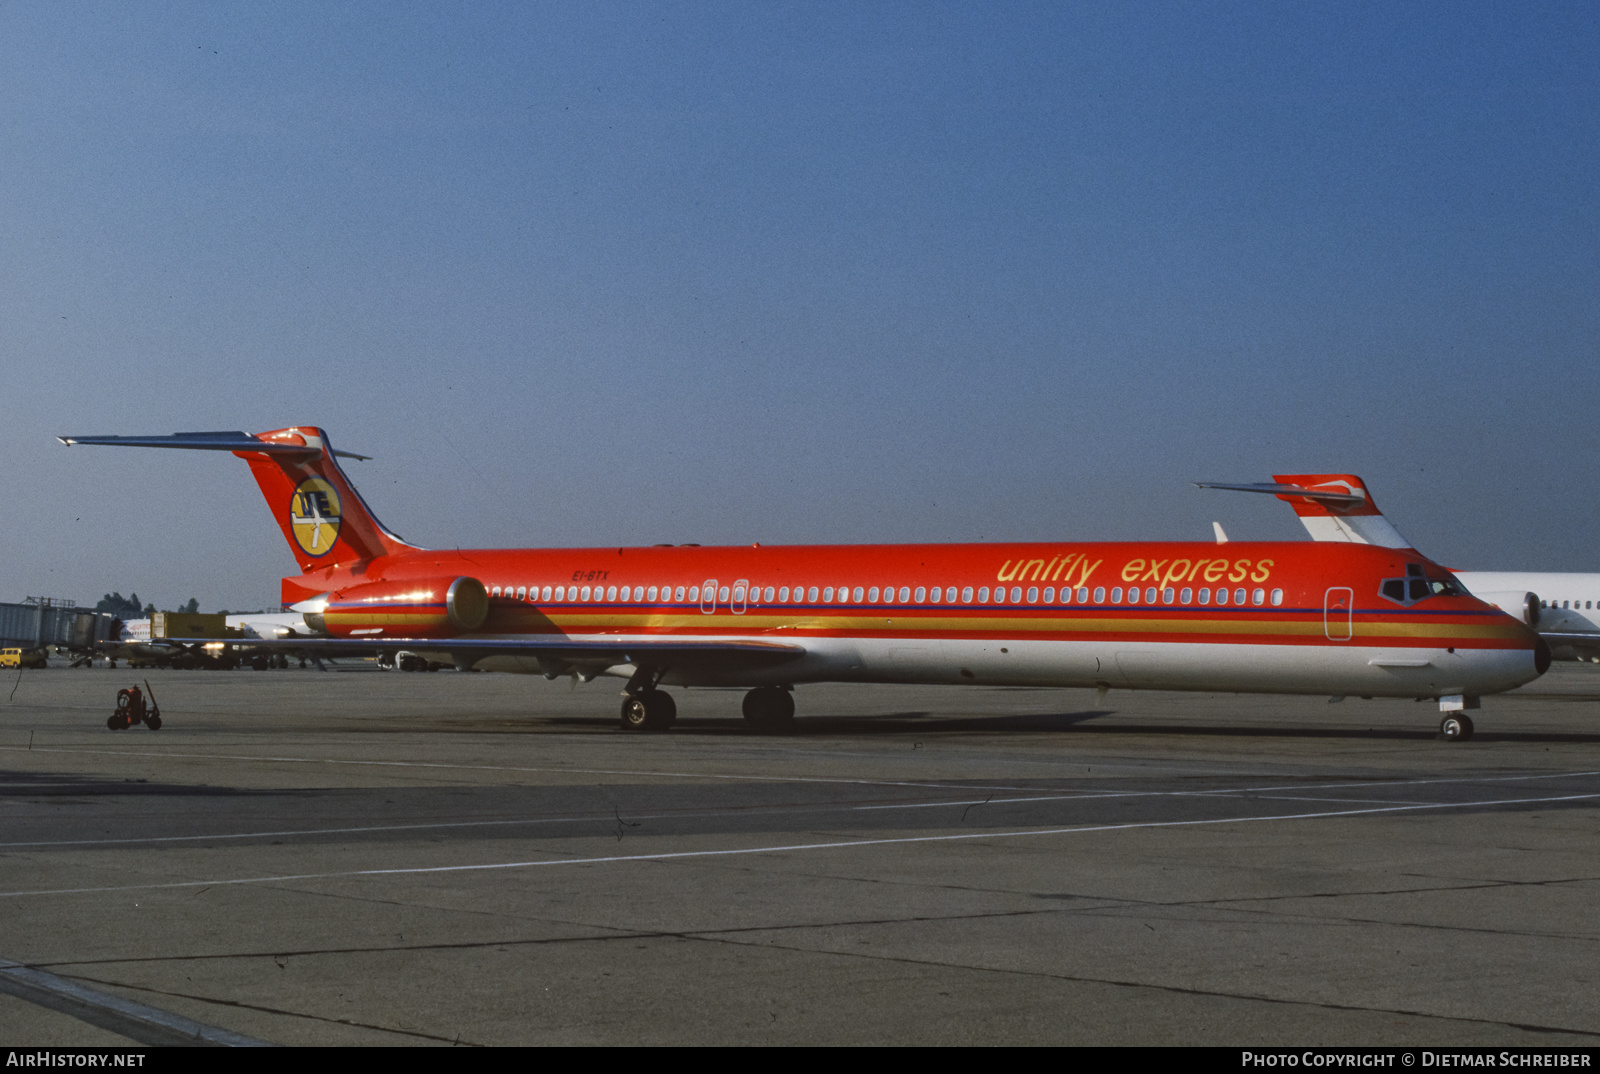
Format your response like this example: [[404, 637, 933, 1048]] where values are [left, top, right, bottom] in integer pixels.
[[1380, 563, 1463, 606]]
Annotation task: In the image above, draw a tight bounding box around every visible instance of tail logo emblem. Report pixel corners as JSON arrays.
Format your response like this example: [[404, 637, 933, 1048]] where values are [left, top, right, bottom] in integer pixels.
[[290, 477, 342, 557]]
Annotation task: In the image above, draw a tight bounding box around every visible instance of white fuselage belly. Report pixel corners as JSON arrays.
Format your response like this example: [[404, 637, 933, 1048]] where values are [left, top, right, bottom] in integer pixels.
[[455, 634, 1537, 697]]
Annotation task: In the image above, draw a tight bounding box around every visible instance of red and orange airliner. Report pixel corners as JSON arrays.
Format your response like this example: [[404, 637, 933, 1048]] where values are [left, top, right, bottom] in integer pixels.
[[60, 427, 1548, 739]]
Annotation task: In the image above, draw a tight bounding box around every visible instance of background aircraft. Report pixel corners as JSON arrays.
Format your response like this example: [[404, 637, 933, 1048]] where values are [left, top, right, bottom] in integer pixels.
[[1200, 475, 1600, 661]]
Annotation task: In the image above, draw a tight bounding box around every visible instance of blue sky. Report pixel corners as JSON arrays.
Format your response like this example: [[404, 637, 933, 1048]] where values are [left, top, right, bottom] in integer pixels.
[[2, 2, 1596, 610]]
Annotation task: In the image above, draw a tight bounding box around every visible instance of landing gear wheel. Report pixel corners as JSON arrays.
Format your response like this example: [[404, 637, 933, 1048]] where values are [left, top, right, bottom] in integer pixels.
[[742, 687, 796, 733], [620, 689, 677, 732], [107, 714, 125, 730], [145, 714, 161, 731], [1440, 714, 1475, 741]]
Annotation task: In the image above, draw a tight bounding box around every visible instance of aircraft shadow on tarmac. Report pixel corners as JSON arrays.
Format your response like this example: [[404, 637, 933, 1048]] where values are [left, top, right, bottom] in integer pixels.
[[0, 772, 286, 799], [541, 710, 1600, 744]]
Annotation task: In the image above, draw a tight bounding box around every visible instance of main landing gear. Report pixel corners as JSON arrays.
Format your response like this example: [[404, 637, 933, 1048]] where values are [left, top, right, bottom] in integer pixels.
[[619, 664, 676, 732], [617, 669, 798, 735], [620, 690, 677, 732], [742, 687, 795, 733]]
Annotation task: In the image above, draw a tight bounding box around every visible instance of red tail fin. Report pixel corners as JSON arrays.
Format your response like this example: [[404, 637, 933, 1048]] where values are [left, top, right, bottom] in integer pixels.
[[1269, 474, 1412, 548], [237, 427, 418, 570]]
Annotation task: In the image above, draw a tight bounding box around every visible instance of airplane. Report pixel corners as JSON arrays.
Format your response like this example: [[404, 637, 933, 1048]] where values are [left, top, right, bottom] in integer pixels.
[[1198, 475, 1600, 661], [57, 430, 1549, 741]]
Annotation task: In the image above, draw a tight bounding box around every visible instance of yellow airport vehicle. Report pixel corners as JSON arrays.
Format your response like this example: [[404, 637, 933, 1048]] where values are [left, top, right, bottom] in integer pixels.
[[0, 648, 48, 669]]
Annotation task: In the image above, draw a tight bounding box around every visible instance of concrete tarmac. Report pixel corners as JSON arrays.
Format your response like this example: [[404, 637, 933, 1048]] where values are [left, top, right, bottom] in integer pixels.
[[0, 661, 1597, 1046]]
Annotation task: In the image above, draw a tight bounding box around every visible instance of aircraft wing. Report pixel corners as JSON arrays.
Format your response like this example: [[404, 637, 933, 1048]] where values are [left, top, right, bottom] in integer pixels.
[[162, 634, 807, 673]]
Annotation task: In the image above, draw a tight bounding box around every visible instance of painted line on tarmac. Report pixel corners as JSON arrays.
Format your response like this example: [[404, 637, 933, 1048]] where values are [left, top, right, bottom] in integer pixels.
[[0, 790, 1594, 900], [0, 957, 270, 1046]]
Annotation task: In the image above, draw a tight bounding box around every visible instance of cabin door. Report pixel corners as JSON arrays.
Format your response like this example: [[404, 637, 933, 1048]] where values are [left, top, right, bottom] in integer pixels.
[[1324, 587, 1353, 641]]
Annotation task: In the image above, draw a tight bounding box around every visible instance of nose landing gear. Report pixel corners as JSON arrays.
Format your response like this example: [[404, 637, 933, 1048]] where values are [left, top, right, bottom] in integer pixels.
[[1439, 714, 1474, 741]]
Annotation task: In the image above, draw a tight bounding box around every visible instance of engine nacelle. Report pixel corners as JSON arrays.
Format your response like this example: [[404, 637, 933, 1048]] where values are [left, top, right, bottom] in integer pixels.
[[1474, 591, 1541, 628], [309, 576, 489, 638]]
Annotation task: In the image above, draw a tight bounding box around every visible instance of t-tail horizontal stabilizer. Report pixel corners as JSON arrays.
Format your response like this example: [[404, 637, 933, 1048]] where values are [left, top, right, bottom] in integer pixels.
[[58, 426, 415, 570], [1195, 474, 1413, 549]]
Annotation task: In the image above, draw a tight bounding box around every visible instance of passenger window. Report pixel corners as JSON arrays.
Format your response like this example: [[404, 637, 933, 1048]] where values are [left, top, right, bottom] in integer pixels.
[[808, 586, 819, 602], [647, 586, 658, 602], [765, 586, 775, 602], [1234, 588, 1246, 605], [1093, 586, 1105, 603], [852, 586, 864, 602], [1180, 587, 1191, 604], [1270, 588, 1283, 606], [687, 586, 698, 602], [894, 586, 906, 602], [1127, 588, 1138, 604], [1010, 587, 1022, 603], [1163, 587, 1174, 604], [541, 586, 552, 601], [1252, 588, 1264, 605], [491, 587, 502, 598], [823, 587, 834, 602], [1026, 587, 1038, 603], [634, 586, 644, 601], [675, 586, 687, 602], [946, 587, 957, 602], [962, 586, 974, 603], [733, 584, 746, 602], [1043, 587, 1054, 603], [927, 587, 939, 604], [512, 586, 523, 600], [580, 586, 592, 601], [1215, 588, 1227, 605], [1077, 587, 1089, 603], [915, 587, 926, 603], [1111, 587, 1123, 602], [978, 586, 990, 602], [869, 587, 880, 602], [1145, 587, 1157, 603], [1198, 587, 1209, 604]]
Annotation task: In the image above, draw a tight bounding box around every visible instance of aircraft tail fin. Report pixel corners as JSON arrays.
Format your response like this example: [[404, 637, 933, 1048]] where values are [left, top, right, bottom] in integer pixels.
[[59, 427, 420, 570], [1194, 474, 1413, 549]]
